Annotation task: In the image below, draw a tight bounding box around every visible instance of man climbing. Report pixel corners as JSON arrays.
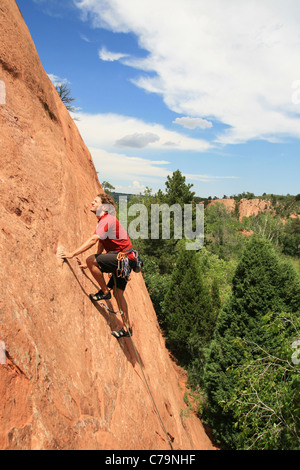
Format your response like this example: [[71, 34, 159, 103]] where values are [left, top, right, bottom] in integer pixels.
[[58, 193, 137, 339]]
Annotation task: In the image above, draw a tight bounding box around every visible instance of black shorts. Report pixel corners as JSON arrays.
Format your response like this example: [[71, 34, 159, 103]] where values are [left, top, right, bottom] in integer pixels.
[[95, 252, 136, 291]]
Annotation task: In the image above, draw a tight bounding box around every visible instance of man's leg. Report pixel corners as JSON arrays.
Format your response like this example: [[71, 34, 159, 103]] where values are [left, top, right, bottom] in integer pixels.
[[86, 255, 109, 295], [113, 286, 130, 331], [89, 254, 132, 338]]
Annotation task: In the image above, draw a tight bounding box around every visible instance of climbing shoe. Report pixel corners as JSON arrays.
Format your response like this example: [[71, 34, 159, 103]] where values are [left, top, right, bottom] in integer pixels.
[[111, 327, 132, 339], [89, 289, 111, 302]]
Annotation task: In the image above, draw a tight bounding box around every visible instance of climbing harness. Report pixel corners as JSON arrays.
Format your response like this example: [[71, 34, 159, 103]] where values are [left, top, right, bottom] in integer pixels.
[[112, 273, 174, 451]]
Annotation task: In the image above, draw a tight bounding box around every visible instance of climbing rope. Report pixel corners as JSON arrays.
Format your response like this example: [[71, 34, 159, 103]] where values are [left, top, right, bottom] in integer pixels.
[[112, 273, 174, 451]]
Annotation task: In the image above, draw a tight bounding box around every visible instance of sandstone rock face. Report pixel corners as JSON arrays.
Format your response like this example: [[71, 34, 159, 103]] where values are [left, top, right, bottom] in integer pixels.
[[238, 198, 273, 221], [207, 198, 236, 213], [207, 198, 274, 222], [0, 0, 214, 450]]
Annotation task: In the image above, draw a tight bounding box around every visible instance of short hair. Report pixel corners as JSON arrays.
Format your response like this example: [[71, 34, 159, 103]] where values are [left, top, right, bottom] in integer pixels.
[[97, 192, 117, 214]]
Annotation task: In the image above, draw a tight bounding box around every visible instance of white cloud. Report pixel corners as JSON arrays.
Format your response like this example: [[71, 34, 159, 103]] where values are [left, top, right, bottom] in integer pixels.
[[89, 146, 236, 187], [80, 33, 90, 43], [184, 173, 238, 183], [174, 117, 213, 130], [88, 147, 170, 183], [116, 132, 160, 148], [114, 182, 146, 194], [98, 46, 128, 62], [130, 181, 146, 192], [75, 0, 300, 144], [72, 112, 235, 188], [132, 180, 145, 189], [74, 112, 212, 152], [47, 73, 69, 86]]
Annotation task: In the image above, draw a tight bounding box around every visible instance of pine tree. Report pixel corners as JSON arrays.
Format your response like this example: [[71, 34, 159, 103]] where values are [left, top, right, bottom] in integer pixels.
[[162, 246, 216, 372], [203, 237, 300, 449], [165, 169, 195, 205]]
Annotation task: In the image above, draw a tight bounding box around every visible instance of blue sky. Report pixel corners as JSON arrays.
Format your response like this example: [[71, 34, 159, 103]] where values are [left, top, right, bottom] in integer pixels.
[[16, 0, 300, 198]]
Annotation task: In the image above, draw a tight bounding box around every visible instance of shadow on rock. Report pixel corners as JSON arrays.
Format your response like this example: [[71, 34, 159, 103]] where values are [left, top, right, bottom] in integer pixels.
[[64, 259, 144, 369]]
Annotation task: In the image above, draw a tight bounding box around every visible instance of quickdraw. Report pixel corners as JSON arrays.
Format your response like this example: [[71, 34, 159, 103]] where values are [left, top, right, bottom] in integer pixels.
[[116, 251, 131, 280], [99, 302, 123, 316]]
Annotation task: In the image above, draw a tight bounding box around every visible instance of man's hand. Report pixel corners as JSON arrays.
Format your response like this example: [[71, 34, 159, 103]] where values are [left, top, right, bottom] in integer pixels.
[[56, 235, 98, 262], [57, 247, 74, 259]]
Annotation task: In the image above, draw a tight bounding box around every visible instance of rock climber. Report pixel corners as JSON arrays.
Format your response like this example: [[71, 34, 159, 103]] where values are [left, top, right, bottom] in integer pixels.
[[58, 193, 137, 339]]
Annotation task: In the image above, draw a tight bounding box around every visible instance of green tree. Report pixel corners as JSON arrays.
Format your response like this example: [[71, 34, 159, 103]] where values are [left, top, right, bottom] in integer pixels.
[[127, 187, 177, 273], [204, 202, 244, 260], [243, 212, 284, 246], [55, 83, 76, 112], [203, 237, 300, 449], [226, 312, 300, 450], [197, 246, 237, 306], [165, 169, 195, 205], [101, 180, 115, 195], [141, 255, 171, 327], [162, 245, 217, 375], [129, 171, 197, 274], [281, 218, 300, 258]]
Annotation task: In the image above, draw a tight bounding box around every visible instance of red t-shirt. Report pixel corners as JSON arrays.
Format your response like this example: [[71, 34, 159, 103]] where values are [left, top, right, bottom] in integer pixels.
[[95, 214, 136, 260]]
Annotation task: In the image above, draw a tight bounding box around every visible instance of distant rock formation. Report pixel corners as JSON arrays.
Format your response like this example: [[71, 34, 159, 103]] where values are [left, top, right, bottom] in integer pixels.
[[207, 198, 236, 213], [238, 199, 273, 221], [207, 198, 281, 221]]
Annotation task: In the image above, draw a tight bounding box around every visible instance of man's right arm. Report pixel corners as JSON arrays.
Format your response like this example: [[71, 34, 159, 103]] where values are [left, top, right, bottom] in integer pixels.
[[71, 234, 100, 257], [58, 234, 99, 259]]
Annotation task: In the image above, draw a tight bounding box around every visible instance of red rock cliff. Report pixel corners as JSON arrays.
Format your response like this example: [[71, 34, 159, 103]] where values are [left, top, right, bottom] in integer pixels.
[[207, 198, 273, 221], [0, 0, 214, 450], [207, 198, 236, 213]]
